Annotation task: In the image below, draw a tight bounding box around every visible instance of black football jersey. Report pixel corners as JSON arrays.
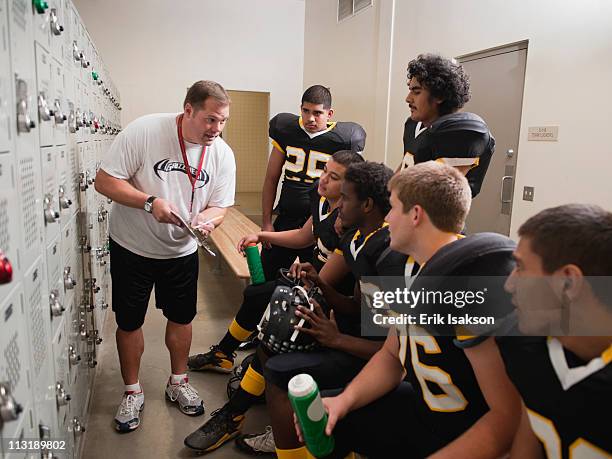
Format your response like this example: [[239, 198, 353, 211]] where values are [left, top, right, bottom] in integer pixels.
[[401, 112, 495, 198], [335, 224, 401, 280], [498, 336, 612, 458], [270, 113, 366, 218], [310, 185, 340, 273], [395, 234, 516, 446], [402, 117, 428, 169]]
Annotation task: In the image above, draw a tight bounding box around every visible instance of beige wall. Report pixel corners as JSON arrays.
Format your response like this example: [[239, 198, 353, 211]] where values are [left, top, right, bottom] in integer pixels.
[[73, 0, 305, 126], [305, 0, 612, 235]]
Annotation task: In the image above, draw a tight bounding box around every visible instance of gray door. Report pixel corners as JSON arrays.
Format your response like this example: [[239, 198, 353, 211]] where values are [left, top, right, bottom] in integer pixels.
[[458, 42, 528, 235]]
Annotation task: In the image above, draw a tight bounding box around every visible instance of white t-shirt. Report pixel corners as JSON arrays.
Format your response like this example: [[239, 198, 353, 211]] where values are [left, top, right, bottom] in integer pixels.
[[101, 113, 236, 259]]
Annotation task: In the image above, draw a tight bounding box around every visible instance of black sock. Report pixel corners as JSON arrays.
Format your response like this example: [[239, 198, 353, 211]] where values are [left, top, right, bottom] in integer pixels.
[[227, 387, 260, 414], [218, 332, 241, 356]]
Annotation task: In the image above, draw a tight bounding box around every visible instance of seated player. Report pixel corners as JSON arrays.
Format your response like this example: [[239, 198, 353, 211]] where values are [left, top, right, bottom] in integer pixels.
[[261, 85, 366, 279], [237, 162, 414, 457], [187, 150, 363, 374], [184, 162, 405, 454], [291, 162, 521, 459], [399, 53, 495, 198], [500, 204, 612, 458]]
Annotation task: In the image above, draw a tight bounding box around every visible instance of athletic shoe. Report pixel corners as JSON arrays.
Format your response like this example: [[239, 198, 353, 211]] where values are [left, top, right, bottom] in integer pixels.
[[114, 391, 144, 432], [183, 403, 245, 452], [235, 426, 276, 455], [165, 377, 205, 416], [188, 345, 235, 373]]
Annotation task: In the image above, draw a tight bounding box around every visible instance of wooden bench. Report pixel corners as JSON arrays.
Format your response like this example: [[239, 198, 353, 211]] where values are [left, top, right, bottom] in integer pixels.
[[208, 207, 260, 281]]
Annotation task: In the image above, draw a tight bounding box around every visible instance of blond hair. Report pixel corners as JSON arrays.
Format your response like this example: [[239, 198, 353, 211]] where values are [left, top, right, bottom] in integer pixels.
[[388, 161, 471, 233]]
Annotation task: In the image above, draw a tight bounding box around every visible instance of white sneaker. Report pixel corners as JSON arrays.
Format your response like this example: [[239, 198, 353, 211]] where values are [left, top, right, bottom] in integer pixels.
[[235, 426, 276, 455], [165, 377, 205, 416], [114, 391, 144, 432]]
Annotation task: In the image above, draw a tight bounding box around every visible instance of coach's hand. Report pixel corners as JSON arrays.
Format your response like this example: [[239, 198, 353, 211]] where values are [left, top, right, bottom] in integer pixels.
[[152, 198, 182, 226], [237, 234, 260, 254], [294, 300, 341, 348]]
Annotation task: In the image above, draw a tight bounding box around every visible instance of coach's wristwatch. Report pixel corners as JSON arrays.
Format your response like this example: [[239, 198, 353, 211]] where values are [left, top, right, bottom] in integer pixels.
[[144, 196, 157, 213]]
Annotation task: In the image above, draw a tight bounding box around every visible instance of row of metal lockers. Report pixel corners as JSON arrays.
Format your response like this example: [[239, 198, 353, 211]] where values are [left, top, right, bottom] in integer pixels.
[[1, 0, 121, 457]]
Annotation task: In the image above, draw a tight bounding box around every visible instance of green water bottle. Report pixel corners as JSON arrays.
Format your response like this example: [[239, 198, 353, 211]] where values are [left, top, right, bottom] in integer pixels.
[[244, 243, 266, 285], [288, 373, 334, 457]]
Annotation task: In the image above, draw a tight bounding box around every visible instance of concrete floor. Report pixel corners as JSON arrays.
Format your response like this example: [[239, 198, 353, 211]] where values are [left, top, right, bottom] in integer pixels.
[[81, 251, 271, 459]]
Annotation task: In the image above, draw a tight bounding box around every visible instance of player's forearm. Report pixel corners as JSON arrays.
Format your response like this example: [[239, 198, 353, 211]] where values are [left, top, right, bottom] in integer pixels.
[[259, 228, 314, 249], [331, 334, 383, 360], [94, 169, 149, 209], [339, 345, 404, 411], [262, 179, 278, 226], [428, 409, 518, 459], [318, 280, 359, 316]]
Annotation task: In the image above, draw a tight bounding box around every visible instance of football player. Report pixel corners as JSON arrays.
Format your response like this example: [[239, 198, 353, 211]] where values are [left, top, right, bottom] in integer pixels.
[[295, 162, 522, 459], [261, 85, 366, 279], [249, 162, 415, 458], [399, 54, 495, 198], [501, 204, 612, 458]]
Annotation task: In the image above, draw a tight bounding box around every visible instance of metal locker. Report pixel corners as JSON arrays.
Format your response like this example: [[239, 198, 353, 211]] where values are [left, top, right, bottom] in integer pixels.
[[68, 5, 82, 74], [49, 0, 65, 63], [61, 214, 79, 307], [35, 43, 54, 147], [0, 0, 12, 154], [0, 286, 34, 444], [41, 145, 61, 243], [73, 77, 83, 143], [67, 142, 79, 217], [32, 0, 51, 51], [23, 258, 60, 443], [51, 314, 72, 442], [45, 235, 61, 294], [57, 145, 75, 222], [0, 153, 22, 300], [51, 58, 68, 146], [16, 146, 43, 274]]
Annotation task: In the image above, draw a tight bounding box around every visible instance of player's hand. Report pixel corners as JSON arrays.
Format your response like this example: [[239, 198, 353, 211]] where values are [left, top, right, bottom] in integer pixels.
[[237, 234, 260, 254], [321, 395, 351, 436], [289, 262, 320, 288], [294, 300, 341, 348], [261, 222, 275, 249], [151, 198, 182, 226], [293, 412, 304, 443]]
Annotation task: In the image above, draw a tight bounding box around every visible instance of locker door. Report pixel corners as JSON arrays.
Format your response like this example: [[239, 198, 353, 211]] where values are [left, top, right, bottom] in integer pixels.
[[23, 259, 60, 442], [52, 58, 68, 146], [0, 287, 34, 442], [0, 0, 12, 153], [35, 43, 54, 147], [49, 0, 65, 62], [32, 0, 51, 50], [0, 153, 21, 300], [41, 146, 61, 243]]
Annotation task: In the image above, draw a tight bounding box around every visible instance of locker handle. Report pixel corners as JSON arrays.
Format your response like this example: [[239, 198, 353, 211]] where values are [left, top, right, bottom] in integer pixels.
[[500, 175, 513, 204]]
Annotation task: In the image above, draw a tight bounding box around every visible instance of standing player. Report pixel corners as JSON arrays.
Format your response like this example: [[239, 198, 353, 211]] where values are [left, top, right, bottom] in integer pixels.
[[261, 85, 366, 279], [501, 204, 612, 458], [399, 53, 495, 198]]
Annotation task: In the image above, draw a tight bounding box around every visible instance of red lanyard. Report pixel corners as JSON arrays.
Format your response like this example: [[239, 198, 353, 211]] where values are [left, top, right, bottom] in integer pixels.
[[177, 114, 206, 214]]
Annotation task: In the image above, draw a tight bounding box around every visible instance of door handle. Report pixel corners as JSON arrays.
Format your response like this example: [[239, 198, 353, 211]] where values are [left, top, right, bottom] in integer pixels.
[[500, 176, 513, 204]]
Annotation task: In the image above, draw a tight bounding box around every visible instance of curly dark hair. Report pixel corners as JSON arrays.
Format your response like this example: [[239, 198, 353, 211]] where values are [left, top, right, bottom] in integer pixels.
[[344, 161, 394, 215], [407, 54, 470, 116]]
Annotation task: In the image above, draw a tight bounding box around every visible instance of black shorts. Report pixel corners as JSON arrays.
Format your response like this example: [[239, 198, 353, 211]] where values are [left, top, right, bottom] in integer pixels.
[[320, 383, 445, 459], [264, 348, 367, 393], [109, 238, 199, 331]]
